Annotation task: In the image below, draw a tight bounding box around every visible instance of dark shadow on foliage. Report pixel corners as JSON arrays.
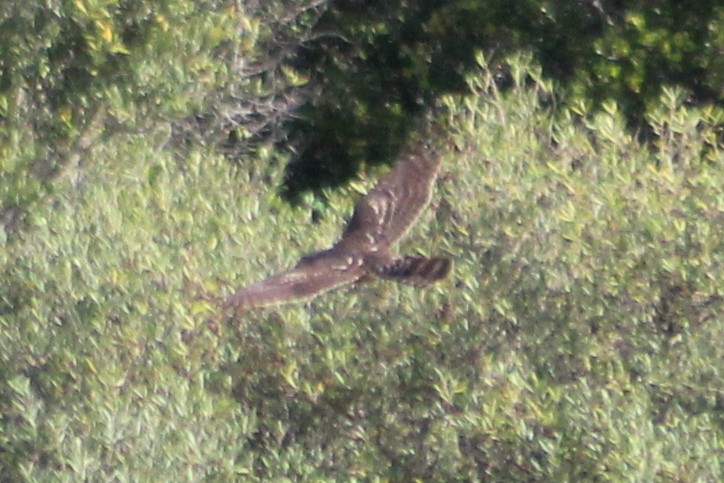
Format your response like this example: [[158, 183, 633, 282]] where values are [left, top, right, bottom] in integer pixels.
[[270, 0, 722, 201]]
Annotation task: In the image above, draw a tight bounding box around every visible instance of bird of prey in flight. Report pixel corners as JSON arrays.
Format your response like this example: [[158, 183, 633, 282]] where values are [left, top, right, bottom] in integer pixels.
[[224, 132, 452, 312]]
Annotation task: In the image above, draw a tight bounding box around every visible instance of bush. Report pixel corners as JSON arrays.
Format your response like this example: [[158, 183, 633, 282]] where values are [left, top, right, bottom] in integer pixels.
[[280, 1, 724, 197], [0, 0, 314, 226], [1, 54, 721, 480]]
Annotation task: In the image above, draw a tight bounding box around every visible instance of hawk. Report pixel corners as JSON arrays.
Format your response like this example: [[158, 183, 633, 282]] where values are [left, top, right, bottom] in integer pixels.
[[224, 135, 452, 312]]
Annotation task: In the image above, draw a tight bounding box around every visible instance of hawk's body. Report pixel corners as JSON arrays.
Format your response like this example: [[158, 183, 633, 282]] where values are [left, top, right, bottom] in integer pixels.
[[225, 136, 451, 312]]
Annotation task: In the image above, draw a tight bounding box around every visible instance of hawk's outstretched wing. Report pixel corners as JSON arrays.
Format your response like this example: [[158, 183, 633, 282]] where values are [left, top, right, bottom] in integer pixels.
[[224, 247, 367, 310], [337, 141, 443, 253]]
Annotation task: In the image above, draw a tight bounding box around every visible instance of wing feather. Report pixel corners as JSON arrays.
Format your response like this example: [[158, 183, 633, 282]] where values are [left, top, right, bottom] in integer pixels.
[[224, 248, 366, 311], [338, 141, 442, 252]]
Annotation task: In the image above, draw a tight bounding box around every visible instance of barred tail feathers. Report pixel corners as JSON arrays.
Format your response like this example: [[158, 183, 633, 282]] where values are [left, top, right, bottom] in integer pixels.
[[375, 256, 452, 286]]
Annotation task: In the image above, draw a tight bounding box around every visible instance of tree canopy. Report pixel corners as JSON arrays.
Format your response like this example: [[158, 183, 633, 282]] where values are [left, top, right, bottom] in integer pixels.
[[1, 1, 722, 480]]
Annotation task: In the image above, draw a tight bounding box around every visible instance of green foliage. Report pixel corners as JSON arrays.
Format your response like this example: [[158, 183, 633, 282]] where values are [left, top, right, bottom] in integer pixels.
[[1, 54, 721, 480], [578, 2, 724, 121], [0, 0, 257, 219], [0, 138, 256, 480], [283, 0, 723, 197]]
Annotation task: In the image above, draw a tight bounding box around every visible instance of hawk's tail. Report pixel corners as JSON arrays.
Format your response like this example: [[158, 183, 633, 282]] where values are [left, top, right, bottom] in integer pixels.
[[375, 256, 452, 287]]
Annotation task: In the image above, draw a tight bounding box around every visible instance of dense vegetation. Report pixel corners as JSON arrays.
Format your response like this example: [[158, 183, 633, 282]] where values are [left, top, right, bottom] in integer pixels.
[[1, 1, 722, 481], [282, 0, 724, 197]]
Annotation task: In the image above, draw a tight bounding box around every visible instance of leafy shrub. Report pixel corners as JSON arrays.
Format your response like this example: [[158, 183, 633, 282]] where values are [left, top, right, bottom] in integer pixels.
[[1, 54, 721, 480], [0, 0, 310, 225]]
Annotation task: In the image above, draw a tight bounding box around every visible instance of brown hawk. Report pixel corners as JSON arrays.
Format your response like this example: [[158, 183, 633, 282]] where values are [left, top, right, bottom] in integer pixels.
[[224, 136, 452, 312]]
